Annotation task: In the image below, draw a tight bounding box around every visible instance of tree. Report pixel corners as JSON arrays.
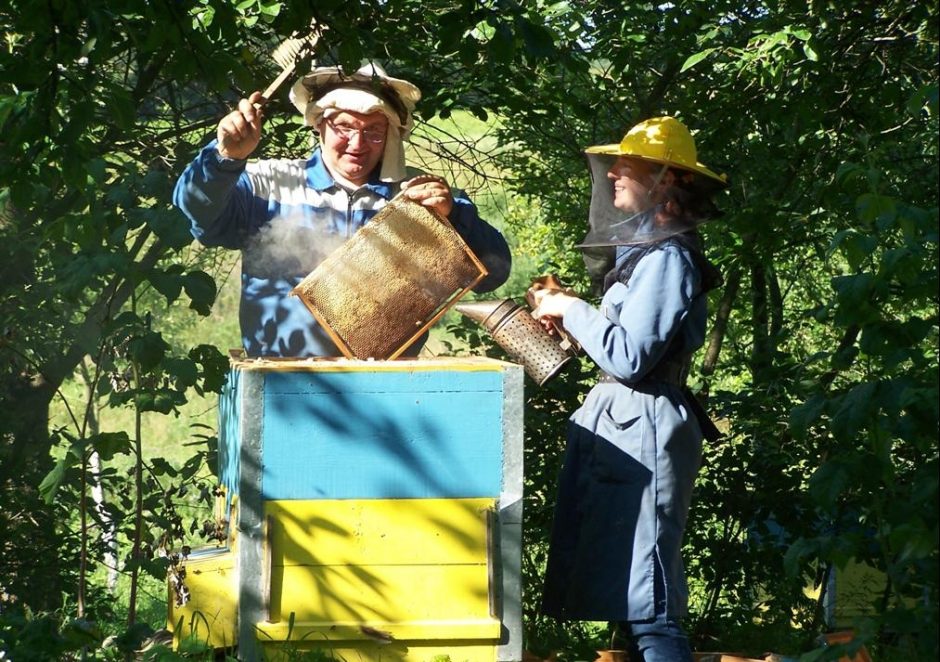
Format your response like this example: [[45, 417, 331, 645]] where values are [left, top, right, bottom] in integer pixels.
[[0, 0, 252, 619], [470, 1, 938, 657], [1, 0, 936, 659]]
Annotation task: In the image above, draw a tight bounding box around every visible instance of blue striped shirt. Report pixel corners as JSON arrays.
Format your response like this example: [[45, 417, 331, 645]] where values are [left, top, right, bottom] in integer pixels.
[[174, 141, 511, 357]]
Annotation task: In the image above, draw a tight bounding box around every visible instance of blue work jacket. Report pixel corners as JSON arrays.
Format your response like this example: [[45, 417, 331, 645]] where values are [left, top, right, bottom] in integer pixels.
[[173, 141, 511, 357], [541, 239, 707, 622]]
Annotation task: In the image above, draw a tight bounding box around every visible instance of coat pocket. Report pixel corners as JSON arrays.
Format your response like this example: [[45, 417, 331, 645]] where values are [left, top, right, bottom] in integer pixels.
[[590, 411, 647, 484]]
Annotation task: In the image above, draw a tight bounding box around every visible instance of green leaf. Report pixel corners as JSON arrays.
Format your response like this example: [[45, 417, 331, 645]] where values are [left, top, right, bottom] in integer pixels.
[[808, 458, 852, 509], [680, 48, 716, 72], [192, 5, 215, 29], [488, 22, 516, 63], [84, 158, 108, 184], [803, 41, 819, 62], [0, 96, 16, 132], [834, 161, 865, 186], [127, 331, 170, 371], [149, 265, 185, 306], [151, 456, 178, 477], [831, 273, 877, 310], [89, 431, 133, 461], [146, 208, 195, 249], [135, 389, 185, 414], [789, 394, 827, 438], [108, 88, 137, 131], [832, 230, 877, 270], [38, 455, 71, 504], [259, 1, 281, 17], [179, 453, 205, 481], [61, 618, 103, 649], [906, 83, 938, 117], [189, 344, 230, 393], [470, 19, 495, 41], [830, 381, 878, 441], [165, 356, 199, 389], [856, 193, 897, 228], [516, 16, 555, 59], [338, 40, 364, 69], [782, 537, 816, 576], [182, 270, 217, 315]]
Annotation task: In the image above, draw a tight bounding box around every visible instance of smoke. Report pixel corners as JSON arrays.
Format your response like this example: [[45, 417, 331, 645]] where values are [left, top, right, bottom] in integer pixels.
[[241, 212, 348, 279]]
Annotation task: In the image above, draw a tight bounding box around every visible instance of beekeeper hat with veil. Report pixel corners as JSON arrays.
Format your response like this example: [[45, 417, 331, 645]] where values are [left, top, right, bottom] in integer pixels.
[[289, 60, 421, 182], [580, 116, 728, 248], [578, 116, 728, 290]]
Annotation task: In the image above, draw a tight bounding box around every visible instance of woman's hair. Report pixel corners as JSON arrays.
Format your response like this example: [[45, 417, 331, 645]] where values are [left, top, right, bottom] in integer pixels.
[[659, 167, 724, 225]]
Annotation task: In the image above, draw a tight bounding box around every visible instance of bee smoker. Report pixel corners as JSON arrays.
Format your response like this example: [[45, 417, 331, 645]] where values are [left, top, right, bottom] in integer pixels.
[[455, 291, 578, 386]]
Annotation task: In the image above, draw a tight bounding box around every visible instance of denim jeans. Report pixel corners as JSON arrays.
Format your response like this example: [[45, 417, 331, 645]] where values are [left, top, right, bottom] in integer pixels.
[[619, 615, 693, 662], [615, 551, 693, 662]]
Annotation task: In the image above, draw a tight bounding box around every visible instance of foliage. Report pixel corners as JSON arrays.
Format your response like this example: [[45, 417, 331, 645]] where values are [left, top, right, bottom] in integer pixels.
[[458, 1, 939, 659], [0, 0, 238, 638], [1, 0, 937, 660]]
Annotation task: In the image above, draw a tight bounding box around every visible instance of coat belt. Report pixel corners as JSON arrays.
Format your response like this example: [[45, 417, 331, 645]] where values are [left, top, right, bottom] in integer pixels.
[[597, 362, 722, 443], [598, 359, 689, 387]]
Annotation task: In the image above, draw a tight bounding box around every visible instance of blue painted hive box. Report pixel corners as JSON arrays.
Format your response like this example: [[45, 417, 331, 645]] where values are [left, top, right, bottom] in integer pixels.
[[169, 356, 524, 662]]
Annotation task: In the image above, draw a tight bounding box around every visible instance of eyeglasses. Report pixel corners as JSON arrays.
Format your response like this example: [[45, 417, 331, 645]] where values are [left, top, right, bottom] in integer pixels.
[[326, 119, 387, 145]]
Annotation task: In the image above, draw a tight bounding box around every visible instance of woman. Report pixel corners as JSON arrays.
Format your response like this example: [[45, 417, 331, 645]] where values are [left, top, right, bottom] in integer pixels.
[[531, 116, 727, 662]]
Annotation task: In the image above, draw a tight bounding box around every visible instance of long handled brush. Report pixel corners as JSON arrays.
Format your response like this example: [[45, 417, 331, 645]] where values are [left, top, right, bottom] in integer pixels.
[[257, 23, 322, 105]]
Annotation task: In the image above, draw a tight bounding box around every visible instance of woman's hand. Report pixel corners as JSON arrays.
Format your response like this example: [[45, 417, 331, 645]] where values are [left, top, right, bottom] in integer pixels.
[[531, 289, 578, 335]]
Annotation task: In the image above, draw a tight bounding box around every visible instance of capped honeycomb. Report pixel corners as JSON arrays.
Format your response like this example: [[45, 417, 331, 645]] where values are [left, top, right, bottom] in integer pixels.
[[291, 196, 487, 359]]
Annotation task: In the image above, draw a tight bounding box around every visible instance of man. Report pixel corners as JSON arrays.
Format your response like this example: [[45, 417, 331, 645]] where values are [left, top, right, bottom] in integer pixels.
[[173, 61, 511, 357]]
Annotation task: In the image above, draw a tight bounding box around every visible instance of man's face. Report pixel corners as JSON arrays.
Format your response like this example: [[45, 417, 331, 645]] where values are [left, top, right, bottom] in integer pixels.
[[318, 110, 389, 186]]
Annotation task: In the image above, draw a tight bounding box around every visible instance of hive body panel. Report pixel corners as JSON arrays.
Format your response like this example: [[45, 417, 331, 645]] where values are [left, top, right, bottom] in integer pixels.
[[171, 357, 523, 662]]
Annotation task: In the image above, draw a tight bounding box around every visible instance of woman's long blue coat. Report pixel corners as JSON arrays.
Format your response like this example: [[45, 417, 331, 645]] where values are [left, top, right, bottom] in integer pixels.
[[541, 239, 707, 622]]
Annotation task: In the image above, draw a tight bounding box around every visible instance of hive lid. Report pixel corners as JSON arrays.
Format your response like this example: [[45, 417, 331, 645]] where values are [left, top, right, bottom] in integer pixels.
[[291, 196, 488, 359]]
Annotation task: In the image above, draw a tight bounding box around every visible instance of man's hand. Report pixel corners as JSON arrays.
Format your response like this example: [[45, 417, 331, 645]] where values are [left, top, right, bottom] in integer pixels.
[[401, 174, 454, 218], [216, 91, 264, 161]]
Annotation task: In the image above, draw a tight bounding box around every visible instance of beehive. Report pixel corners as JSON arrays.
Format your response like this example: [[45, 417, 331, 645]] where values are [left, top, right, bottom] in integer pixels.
[[170, 356, 524, 662]]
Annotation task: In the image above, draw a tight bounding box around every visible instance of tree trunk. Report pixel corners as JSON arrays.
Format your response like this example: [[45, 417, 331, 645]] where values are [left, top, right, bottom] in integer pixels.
[[0, 238, 167, 610], [750, 256, 771, 379], [701, 266, 741, 400], [0, 374, 63, 610]]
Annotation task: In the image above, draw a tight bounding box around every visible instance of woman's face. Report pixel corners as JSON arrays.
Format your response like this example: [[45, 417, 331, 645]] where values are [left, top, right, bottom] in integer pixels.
[[607, 156, 659, 213]]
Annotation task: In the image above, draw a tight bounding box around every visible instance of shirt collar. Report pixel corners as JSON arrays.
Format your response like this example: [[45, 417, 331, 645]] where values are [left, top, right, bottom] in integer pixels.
[[306, 148, 397, 199]]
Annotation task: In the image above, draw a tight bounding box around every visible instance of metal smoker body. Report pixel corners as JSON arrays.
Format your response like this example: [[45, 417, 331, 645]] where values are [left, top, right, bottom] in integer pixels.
[[456, 299, 573, 386]]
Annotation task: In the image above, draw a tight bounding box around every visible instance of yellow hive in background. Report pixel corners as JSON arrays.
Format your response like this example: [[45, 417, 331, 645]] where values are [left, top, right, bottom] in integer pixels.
[[167, 545, 237, 651]]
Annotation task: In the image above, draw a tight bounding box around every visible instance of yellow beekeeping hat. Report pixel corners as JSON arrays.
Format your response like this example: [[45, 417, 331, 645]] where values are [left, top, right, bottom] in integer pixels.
[[585, 116, 727, 187]]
